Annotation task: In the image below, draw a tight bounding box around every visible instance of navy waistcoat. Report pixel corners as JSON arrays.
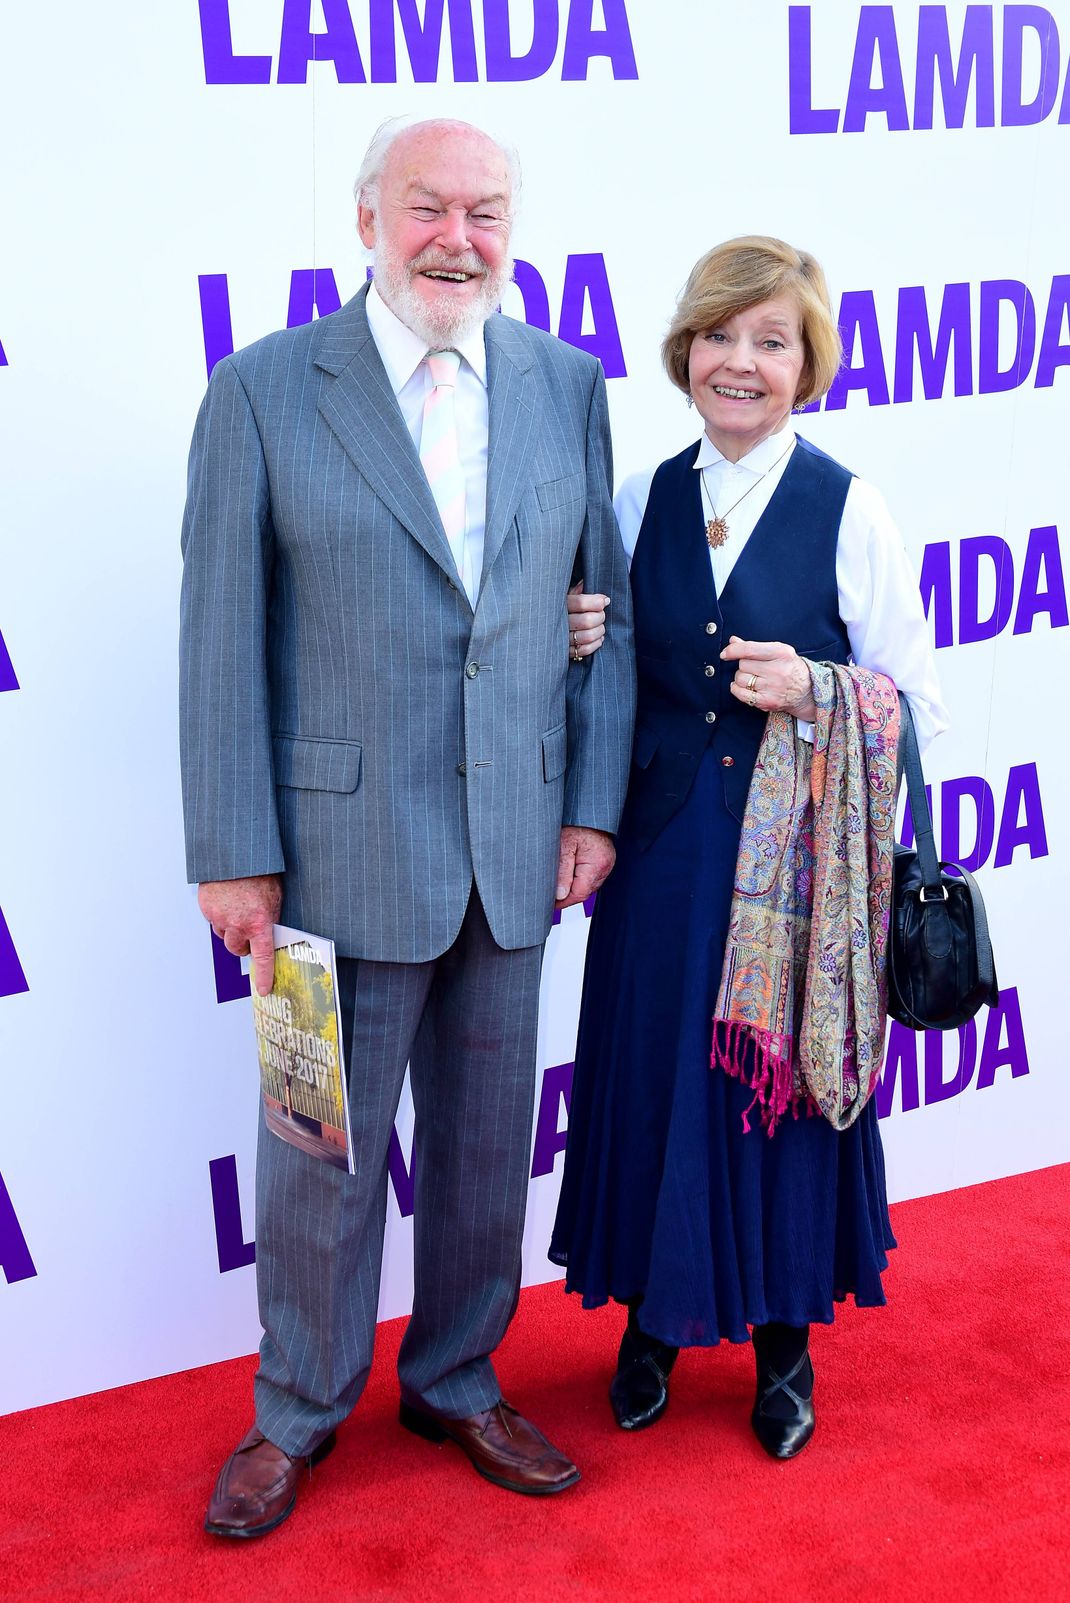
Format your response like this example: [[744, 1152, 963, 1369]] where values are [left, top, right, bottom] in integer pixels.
[[625, 434, 853, 850]]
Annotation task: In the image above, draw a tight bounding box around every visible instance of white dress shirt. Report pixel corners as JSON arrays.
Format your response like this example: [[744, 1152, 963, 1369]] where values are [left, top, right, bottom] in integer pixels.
[[615, 423, 950, 751], [365, 282, 489, 605]]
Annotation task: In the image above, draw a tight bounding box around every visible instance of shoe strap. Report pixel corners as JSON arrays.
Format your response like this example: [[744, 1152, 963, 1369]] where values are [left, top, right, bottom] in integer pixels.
[[758, 1349, 811, 1414]]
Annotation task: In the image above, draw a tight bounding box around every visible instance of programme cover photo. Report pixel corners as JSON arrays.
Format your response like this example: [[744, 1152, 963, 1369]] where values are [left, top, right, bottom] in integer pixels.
[[250, 925, 354, 1173]]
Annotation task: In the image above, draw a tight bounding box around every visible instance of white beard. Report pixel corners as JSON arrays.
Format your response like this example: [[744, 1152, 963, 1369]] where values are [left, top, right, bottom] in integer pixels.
[[372, 238, 513, 348]]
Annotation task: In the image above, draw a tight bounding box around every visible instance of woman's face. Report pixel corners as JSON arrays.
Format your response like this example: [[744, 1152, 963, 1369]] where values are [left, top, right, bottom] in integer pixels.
[[688, 296, 807, 461]]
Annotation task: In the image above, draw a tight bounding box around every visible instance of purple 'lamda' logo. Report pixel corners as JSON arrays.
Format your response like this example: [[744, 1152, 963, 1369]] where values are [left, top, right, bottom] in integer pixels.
[[0, 626, 18, 693], [198, 258, 626, 380], [791, 279, 1070, 414], [209, 1056, 577, 1271], [789, 5, 1070, 133], [211, 929, 250, 1004], [198, 0, 639, 85], [0, 905, 28, 999], [900, 764, 1049, 872], [878, 987, 1029, 1118], [0, 1170, 36, 1284], [920, 527, 1068, 649]]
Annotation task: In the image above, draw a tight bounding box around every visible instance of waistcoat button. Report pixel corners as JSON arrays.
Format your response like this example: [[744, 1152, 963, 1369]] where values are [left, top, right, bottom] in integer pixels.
[[705, 711, 716, 724], [704, 664, 715, 677], [706, 622, 717, 635], [721, 754, 735, 767], [465, 662, 480, 679]]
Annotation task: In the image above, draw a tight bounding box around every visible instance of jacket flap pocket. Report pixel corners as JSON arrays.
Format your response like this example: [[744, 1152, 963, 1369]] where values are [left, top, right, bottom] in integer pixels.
[[535, 472, 585, 512], [633, 725, 660, 770], [273, 734, 362, 793], [541, 722, 567, 782]]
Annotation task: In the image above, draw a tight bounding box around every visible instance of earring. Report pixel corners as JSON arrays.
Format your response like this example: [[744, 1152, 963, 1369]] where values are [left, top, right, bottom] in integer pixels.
[[686, 394, 694, 409]]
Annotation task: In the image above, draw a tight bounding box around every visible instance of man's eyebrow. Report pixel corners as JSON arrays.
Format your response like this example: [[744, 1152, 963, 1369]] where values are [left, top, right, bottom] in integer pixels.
[[405, 183, 510, 210]]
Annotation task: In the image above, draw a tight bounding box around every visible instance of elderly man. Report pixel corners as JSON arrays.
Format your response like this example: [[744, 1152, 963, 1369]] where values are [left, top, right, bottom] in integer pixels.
[[180, 117, 634, 1537]]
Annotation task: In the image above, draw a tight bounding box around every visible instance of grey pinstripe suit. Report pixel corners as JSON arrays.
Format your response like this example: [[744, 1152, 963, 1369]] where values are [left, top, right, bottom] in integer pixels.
[[180, 286, 635, 1451]]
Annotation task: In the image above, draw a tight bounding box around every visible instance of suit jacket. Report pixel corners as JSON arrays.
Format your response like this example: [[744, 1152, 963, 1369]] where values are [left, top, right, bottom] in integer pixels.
[[179, 286, 635, 960]]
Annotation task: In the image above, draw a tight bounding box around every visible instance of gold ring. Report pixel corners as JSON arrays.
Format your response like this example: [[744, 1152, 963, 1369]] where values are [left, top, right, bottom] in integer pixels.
[[571, 650, 583, 663], [747, 673, 758, 692]]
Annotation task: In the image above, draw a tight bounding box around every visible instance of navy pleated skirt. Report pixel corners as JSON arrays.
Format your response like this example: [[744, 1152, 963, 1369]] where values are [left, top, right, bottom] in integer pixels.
[[549, 746, 896, 1348]]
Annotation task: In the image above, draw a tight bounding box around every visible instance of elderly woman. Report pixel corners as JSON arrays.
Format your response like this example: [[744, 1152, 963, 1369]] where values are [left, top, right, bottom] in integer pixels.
[[550, 236, 947, 1458]]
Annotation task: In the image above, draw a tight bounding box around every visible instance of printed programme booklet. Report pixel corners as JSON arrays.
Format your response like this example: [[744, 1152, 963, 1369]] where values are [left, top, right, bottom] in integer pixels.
[[249, 925, 354, 1173]]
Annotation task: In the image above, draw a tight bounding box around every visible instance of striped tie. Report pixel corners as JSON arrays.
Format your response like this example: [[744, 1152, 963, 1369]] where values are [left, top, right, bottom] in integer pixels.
[[419, 349, 469, 596]]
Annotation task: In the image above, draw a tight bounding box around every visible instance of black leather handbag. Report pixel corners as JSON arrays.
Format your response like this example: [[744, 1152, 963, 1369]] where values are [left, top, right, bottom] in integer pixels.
[[887, 699, 999, 1031]]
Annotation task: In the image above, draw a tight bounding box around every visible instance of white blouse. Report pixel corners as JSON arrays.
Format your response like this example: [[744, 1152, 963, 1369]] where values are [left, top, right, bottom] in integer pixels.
[[615, 423, 949, 751]]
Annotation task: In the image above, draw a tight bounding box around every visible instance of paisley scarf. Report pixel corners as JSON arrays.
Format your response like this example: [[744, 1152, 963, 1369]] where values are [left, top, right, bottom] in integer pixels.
[[711, 663, 900, 1134]]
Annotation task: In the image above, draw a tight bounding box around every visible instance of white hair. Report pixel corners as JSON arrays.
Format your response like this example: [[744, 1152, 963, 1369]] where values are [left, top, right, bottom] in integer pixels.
[[352, 115, 522, 217]]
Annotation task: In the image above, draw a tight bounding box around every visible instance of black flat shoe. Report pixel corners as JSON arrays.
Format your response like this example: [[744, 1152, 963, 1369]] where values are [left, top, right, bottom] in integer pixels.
[[751, 1348, 815, 1460], [609, 1316, 678, 1432]]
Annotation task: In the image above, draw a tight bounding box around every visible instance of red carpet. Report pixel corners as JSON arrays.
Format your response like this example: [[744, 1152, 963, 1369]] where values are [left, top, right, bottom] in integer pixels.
[[3, 1164, 1068, 1603]]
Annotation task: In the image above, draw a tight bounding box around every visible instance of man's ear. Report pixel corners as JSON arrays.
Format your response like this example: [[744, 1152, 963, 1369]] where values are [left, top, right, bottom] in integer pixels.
[[357, 203, 377, 249]]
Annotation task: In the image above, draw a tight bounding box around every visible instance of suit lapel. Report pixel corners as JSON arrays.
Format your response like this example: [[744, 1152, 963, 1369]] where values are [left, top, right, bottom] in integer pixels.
[[481, 316, 538, 590], [314, 288, 461, 588]]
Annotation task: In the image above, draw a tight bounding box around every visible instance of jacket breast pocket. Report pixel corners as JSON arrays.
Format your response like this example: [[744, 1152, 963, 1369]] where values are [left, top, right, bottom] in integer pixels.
[[535, 472, 585, 513], [542, 722, 567, 782], [273, 734, 362, 793]]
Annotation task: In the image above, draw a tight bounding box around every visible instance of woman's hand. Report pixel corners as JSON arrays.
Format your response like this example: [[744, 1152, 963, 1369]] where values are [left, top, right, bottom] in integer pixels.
[[566, 580, 609, 660], [720, 636, 818, 722]]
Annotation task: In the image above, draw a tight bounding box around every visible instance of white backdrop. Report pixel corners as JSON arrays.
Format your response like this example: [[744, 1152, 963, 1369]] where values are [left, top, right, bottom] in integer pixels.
[[1, 1, 1066, 1415]]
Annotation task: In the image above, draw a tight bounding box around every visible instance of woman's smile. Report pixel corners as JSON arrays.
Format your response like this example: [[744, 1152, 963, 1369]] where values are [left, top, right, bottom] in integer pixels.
[[688, 295, 806, 460]]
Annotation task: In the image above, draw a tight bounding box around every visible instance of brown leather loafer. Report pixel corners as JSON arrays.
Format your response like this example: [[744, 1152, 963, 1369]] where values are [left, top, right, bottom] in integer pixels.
[[399, 1398, 580, 1495], [204, 1425, 336, 1539]]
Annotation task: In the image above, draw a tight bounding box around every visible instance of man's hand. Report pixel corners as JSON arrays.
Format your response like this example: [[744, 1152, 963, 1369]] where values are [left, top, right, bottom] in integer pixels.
[[556, 826, 616, 910], [720, 636, 818, 722], [566, 580, 609, 660], [198, 874, 283, 996]]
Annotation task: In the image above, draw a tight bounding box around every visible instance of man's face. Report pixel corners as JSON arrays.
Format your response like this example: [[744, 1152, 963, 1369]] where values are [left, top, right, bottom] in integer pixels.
[[359, 125, 514, 348]]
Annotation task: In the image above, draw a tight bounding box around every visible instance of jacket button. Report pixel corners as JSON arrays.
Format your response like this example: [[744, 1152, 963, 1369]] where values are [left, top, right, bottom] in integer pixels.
[[706, 622, 717, 635], [456, 762, 467, 777], [705, 711, 717, 724], [465, 662, 480, 679], [704, 664, 715, 677], [721, 754, 735, 767]]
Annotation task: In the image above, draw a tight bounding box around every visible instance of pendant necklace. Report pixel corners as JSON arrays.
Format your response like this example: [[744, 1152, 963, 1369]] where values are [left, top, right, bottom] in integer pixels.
[[700, 438, 795, 549]]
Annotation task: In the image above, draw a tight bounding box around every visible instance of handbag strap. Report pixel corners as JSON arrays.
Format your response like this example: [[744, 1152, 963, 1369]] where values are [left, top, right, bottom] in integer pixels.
[[898, 696, 943, 894], [897, 697, 999, 1004], [954, 862, 999, 1000]]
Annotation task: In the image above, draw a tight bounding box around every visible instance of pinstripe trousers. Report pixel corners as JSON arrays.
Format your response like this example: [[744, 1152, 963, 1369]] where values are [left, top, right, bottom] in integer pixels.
[[253, 888, 543, 1457]]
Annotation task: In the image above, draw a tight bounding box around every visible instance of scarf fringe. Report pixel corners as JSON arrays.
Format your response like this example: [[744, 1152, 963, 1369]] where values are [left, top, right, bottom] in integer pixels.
[[710, 1019, 818, 1136]]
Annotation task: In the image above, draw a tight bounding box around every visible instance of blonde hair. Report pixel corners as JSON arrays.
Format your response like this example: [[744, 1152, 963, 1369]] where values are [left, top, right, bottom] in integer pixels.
[[661, 236, 842, 409]]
